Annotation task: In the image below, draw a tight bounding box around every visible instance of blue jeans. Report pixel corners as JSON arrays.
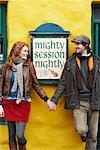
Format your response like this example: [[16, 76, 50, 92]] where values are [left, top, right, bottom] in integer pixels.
[[8, 121, 27, 145]]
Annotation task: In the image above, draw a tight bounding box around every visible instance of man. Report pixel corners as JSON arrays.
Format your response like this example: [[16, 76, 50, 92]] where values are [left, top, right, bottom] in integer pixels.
[[48, 35, 100, 150]]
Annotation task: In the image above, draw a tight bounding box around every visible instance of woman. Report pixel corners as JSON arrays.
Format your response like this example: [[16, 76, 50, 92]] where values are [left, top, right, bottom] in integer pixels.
[[0, 41, 51, 150]]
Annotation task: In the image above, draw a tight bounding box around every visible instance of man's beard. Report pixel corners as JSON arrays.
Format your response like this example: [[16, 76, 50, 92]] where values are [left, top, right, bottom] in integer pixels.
[[76, 48, 83, 54]]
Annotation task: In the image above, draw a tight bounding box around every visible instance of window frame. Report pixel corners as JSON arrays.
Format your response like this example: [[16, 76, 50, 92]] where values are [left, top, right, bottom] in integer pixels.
[[0, 4, 7, 63], [92, 3, 100, 56], [0, 3, 7, 125]]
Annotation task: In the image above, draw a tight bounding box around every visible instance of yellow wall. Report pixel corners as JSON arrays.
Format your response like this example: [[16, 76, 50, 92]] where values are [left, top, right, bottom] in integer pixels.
[[7, 0, 92, 56], [0, 0, 94, 150]]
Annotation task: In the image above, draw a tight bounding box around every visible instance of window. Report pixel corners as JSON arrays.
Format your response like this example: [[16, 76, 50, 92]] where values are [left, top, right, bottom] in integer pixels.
[[0, 3, 7, 125], [0, 4, 7, 62], [92, 3, 100, 56]]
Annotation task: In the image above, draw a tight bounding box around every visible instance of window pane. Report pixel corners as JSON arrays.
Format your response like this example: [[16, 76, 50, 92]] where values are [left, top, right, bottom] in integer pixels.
[[98, 24, 100, 56], [93, 8, 100, 20], [0, 9, 1, 35], [0, 38, 3, 54]]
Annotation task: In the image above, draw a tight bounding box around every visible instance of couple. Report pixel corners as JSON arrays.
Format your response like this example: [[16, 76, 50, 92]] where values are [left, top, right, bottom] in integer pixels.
[[0, 35, 100, 150]]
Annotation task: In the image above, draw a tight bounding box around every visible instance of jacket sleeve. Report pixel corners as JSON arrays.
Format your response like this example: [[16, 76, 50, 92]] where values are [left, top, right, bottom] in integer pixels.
[[51, 62, 67, 104], [0, 64, 6, 104], [30, 62, 49, 102]]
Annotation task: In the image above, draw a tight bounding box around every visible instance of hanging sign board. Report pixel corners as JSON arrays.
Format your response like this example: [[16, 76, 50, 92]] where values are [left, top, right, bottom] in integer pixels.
[[32, 38, 67, 79], [29, 23, 70, 84]]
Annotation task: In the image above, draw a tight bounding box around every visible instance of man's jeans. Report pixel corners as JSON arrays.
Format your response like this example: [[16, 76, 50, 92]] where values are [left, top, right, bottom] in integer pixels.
[[8, 121, 27, 145], [73, 101, 99, 150]]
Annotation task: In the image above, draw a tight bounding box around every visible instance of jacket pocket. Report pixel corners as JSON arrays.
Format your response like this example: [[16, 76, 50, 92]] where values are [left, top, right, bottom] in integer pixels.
[[64, 92, 79, 109]]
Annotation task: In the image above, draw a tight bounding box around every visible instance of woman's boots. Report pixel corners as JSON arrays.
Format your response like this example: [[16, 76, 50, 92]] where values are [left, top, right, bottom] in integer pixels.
[[9, 143, 26, 150], [9, 143, 17, 150], [19, 144, 26, 150]]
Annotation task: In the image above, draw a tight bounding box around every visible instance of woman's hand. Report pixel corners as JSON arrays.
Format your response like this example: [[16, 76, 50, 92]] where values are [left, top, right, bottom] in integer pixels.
[[46, 99, 56, 111], [0, 105, 4, 117]]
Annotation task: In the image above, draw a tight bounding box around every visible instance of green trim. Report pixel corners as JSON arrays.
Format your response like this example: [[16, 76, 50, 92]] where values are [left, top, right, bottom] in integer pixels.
[[0, 9, 1, 35], [0, 118, 7, 125], [2, 5, 7, 62], [0, 4, 7, 62], [0, 4, 7, 125], [91, 16, 94, 54], [93, 4, 100, 8], [95, 24, 99, 56], [93, 20, 100, 23], [92, 3, 100, 56]]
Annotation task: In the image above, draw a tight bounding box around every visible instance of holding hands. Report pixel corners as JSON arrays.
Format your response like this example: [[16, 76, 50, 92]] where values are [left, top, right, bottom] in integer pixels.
[[47, 99, 56, 111]]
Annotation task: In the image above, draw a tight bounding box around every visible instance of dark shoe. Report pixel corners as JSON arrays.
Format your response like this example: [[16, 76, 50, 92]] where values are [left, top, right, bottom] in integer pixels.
[[9, 143, 17, 150], [19, 144, 26, 150], [81, 136, 87, 142]]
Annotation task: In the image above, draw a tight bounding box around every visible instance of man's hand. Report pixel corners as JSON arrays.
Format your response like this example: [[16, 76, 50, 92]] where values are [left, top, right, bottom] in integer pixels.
[[46, 99, 56, 111], [0, 105, 4, 117]]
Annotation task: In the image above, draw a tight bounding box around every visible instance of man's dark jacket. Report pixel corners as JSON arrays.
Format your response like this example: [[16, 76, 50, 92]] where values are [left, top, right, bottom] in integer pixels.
[[51, 54, 100, 110]]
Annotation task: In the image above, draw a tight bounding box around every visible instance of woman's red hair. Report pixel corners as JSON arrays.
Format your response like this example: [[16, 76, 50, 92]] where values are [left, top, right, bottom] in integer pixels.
[[6, 41, 30, 68]]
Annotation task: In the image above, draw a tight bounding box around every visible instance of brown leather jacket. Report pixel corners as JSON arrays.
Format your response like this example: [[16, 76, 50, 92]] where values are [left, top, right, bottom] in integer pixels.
[[0, 61, 48, 103]]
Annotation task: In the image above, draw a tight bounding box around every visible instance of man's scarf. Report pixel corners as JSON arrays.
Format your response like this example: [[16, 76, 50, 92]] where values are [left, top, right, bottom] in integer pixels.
[[76, 54, 93, 71], [75, 53, 94, 90]]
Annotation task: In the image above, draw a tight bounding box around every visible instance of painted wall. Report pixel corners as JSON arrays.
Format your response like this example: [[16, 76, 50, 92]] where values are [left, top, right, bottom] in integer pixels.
[[0, 0, 93, 150]]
